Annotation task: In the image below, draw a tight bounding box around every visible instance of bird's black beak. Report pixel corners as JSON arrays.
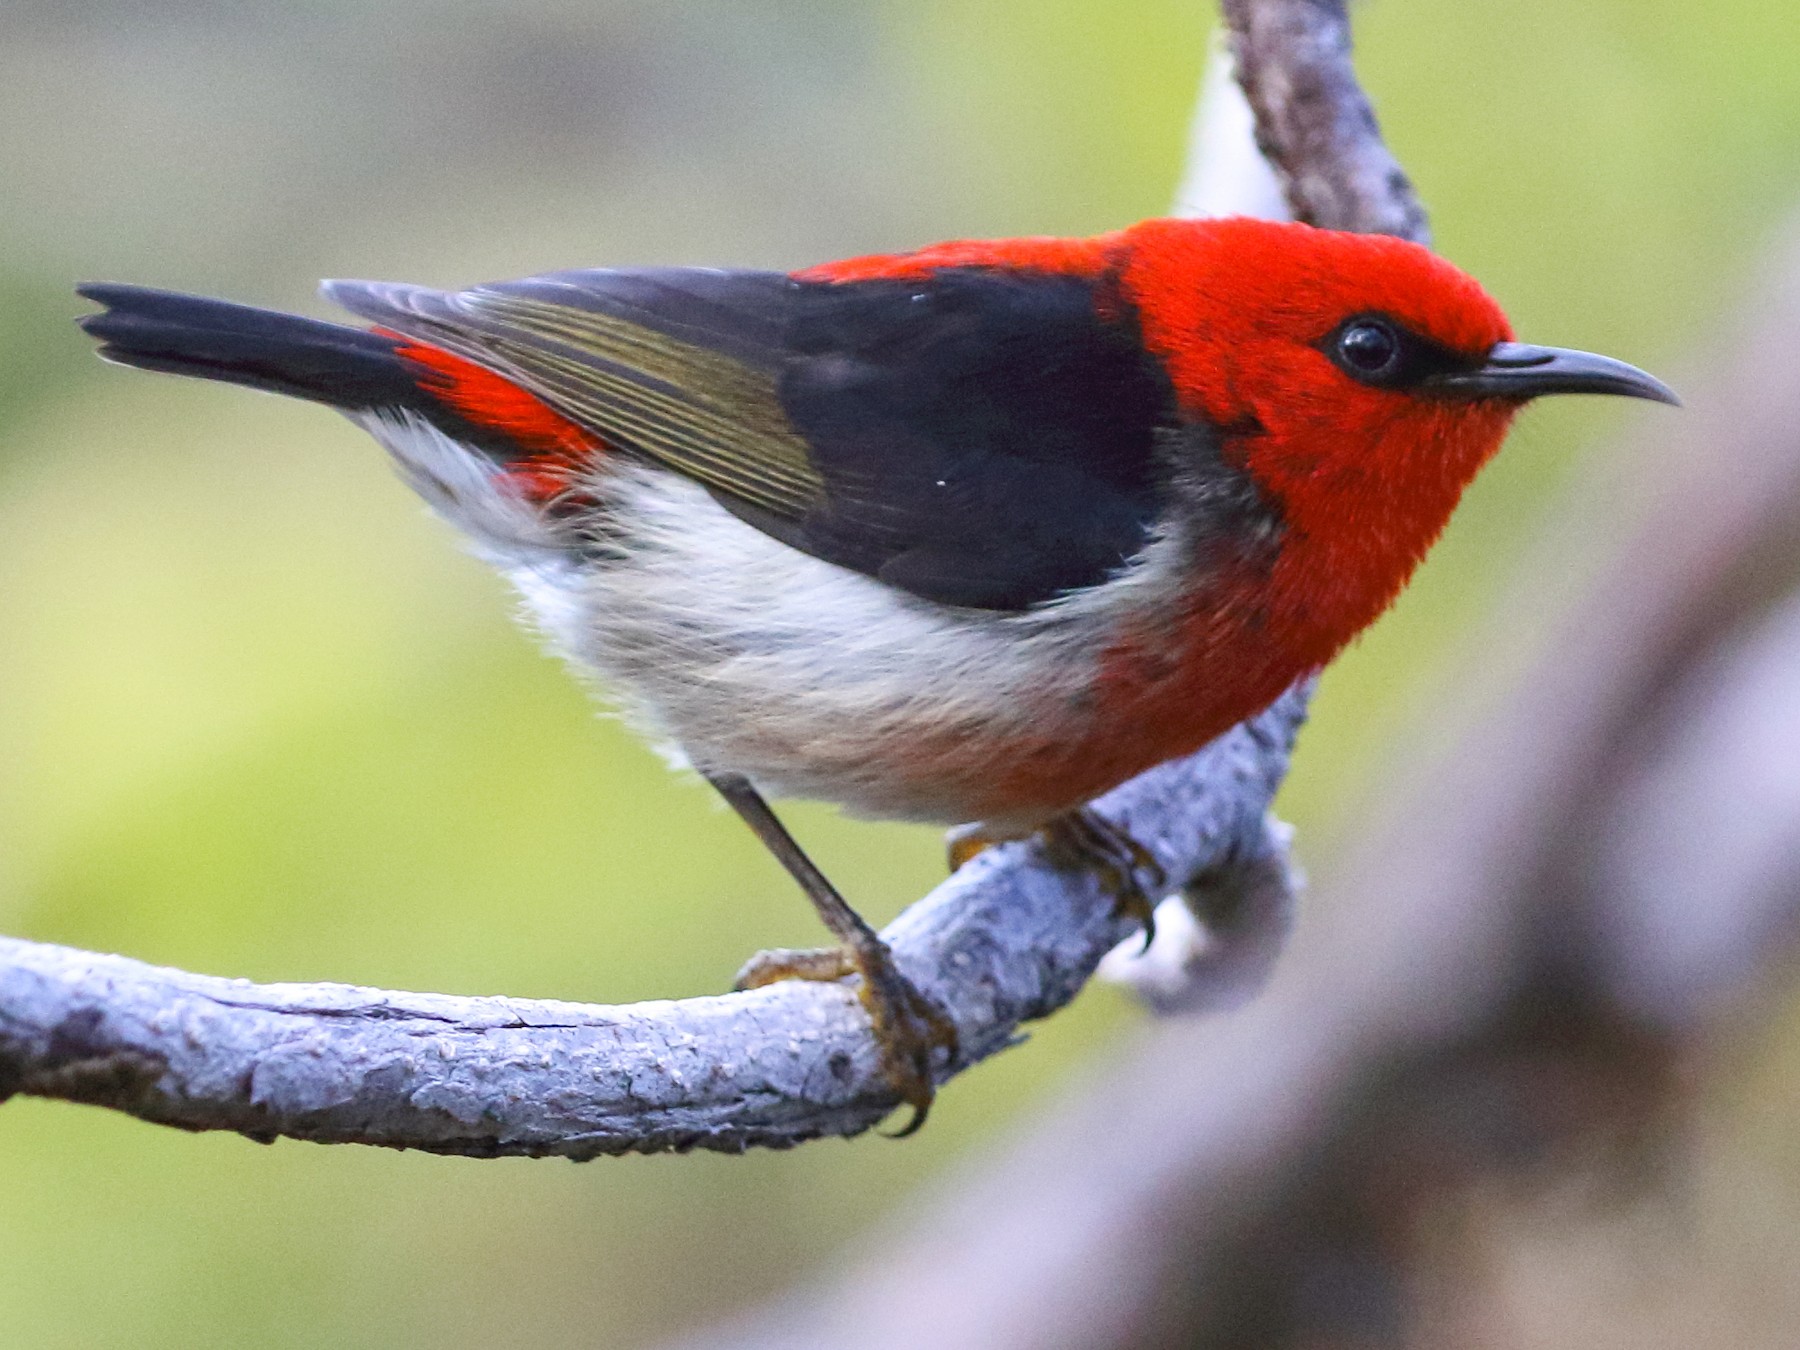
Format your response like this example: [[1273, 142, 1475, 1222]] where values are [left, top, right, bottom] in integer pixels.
[[1426, 342, 1680, 406]]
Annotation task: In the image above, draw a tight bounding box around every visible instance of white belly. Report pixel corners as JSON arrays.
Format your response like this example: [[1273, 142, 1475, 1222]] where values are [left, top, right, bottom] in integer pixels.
[[361, 411, 1193, 825], [524, 463, 1120, 822]]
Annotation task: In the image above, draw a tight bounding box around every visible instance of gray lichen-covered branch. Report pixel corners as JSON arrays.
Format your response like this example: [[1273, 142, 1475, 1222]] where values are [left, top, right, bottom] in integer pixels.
[[0, 692, 1303, 1157]]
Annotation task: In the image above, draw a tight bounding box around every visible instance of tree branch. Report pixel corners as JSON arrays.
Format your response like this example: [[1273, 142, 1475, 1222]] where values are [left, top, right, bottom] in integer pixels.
[[0, 685, 1306, 1156], [1099, 0, 1417, 1007], [1221, 0, 1429, 241]]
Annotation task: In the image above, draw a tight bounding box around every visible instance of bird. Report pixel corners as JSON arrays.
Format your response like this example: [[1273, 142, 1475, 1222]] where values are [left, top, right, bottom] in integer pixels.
[[76, 215, 1677, 1130]]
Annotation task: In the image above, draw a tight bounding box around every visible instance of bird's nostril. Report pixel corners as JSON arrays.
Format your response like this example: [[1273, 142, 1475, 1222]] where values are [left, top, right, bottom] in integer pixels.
[[1484, 343, 1556, 369]]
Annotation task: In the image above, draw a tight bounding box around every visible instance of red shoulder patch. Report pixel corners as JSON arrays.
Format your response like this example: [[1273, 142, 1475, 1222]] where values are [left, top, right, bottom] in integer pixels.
[[797, 234, 1116, 284]]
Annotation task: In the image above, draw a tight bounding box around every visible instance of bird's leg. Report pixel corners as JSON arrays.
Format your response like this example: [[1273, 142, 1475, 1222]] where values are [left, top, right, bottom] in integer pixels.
[[1038, 807, 1168, 950], [707, 772, 958, 1134]]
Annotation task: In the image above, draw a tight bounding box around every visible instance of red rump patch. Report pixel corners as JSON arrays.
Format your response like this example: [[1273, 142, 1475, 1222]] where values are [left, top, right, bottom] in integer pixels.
[[383, 330, 603, 501]]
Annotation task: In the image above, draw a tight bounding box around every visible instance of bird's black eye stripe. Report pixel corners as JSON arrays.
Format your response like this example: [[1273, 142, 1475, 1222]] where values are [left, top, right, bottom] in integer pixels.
[[1322, 314, 1477, 389]]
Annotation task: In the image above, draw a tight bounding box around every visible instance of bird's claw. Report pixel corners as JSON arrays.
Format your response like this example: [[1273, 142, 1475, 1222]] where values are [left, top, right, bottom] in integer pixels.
[[735, 939, 959, 1135], [1039, 807, 1167, 950]]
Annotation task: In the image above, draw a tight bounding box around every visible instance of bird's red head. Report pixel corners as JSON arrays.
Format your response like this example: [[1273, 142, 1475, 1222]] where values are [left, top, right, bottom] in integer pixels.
[[1112, 217, 1673, 650], [1118, 217, 1514, 555]]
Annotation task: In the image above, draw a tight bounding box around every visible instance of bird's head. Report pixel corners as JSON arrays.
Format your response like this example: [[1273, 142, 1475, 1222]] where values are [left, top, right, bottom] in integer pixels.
[[1115, 216, 1675, 552]]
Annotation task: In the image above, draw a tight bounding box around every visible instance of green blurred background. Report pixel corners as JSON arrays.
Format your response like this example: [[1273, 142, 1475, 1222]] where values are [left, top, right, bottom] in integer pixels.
[[1, 1, 1797, 1345]]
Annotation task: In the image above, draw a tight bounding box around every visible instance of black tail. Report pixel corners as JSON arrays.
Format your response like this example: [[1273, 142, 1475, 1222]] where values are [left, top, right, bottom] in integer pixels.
[[77, 283, 428, 415]]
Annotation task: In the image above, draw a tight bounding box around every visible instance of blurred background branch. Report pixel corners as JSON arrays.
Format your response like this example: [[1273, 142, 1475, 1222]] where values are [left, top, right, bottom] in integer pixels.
[[662, 51, 1800, 1350]]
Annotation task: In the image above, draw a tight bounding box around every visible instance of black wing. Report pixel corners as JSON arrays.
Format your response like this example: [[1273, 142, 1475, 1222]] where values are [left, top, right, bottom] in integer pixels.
[[326, 264, 1179, 610]]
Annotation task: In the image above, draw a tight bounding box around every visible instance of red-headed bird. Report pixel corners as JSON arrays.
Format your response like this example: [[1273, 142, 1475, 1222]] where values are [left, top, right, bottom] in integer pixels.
[[77, 217, 1676, 1126]]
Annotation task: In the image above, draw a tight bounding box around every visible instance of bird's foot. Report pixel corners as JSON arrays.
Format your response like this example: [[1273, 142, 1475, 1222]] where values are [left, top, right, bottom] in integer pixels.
[[945, 822, 999, 873], [1038, 807, 1168, 950], [735, 939, 959, 1136]]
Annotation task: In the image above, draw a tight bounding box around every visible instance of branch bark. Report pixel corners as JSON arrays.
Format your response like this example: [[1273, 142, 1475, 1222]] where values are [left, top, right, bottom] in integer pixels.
[[0, 693, 1305, 1157], [1220, 0, 1427, 241]]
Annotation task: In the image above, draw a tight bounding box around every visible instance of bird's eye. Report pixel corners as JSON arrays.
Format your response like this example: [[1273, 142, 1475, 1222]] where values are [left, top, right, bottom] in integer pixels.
[[1335, 320, 1401, 377], [1322, 314, 1478, 389]]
